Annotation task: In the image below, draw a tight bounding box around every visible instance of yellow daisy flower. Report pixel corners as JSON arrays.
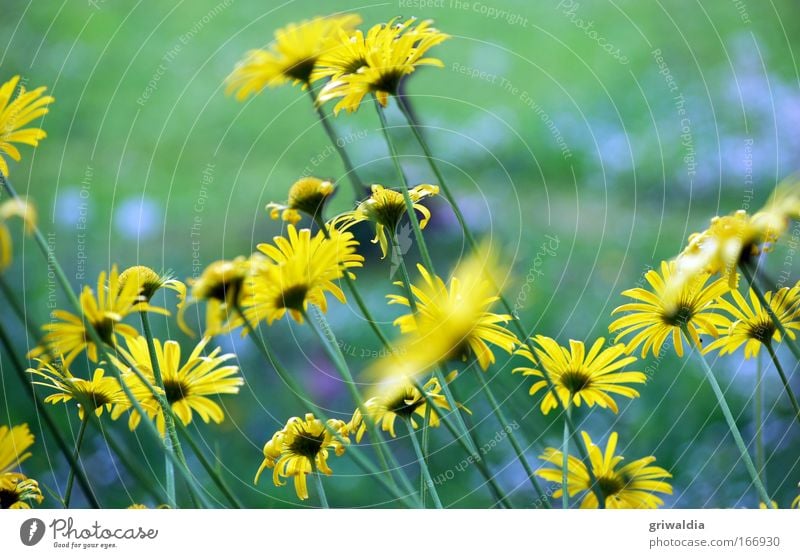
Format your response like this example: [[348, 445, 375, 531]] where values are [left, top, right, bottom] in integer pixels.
[[609, 260, 729, 357], [0, 472, 43, 509], [514, 336, 645, 415], [225, 14, 361, 99], [118, 265, 186, 309], [387, 256, 518, 371], [318, 17, 449, 113], [536, 431, 672, 509], [254, 413, 349, 501], [704, 284, 800, 359], [266, 177, 334, 224], [0, 75, 54, 177], [30, 360, 127, 419], [0, 197, 36, 270], [348, 374, 455, 442], [112, 336, 242, 435], [178, 256, 254, 336], [334, 183, 438, 258], [240, 224, 362, 326], [29, 266, 162, 364], [792, 483, 799, 509], [0, 423, 34, 473]]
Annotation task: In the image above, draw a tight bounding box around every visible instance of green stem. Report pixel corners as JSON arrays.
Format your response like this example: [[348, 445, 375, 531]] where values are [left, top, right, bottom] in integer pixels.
[[0, 320, 100, 507], [1, 171, 210, 507], [475, 369, 549, 506], [755, 351, 765, 488], [764, 341, 800, 425], [420, 395, 432, 507], [63, 416, 89, 508], [232, 304, 419, 506], [310, 460, 330, 509], [176, 422, 242, 509], [741, 263, 800, 362], [683, 326, 772, 505], [562, 406, 571, 509], [301, 307, 418, 498], [0, 274, 44, 349], [405, 419, 443, 509], [391, 232, 420, 315], [307, 87, 365, 200]]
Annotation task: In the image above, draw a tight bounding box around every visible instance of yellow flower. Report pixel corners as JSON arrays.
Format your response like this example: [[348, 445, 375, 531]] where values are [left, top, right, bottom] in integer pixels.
[[240, 224, 362, 326], [112, 336, 242, 435], [0, 472, 43, 509], [514, 336, 645, 415], [226, 14, 361, 99], [704, 284, 800, 359], [387, 255, 518, 372], [254, 413, 349, 501], [29, 266, 152, 364], [759, 500, 779, 509], [118, 265, 186, 308], [764, 176, 800, 221], [0, 75, 54, 177], [348, 374, 456, 442], [0, 197, 36, 270], [318, 18, 449, 113], [792, 483, 800, 509], [266, 177, 335, 224], [536, 431, 672, 508], [334, 183, 438, 258], [609, 261, 729, 357], [30, 360, 127, 419], [0, 423, 34, 473], [178, 256, 254, 336]]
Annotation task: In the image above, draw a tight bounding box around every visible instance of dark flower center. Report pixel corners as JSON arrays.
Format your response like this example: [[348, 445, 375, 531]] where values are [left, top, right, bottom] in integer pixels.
[[92, 315, 117, 344], [285, 57, 317, 83], [371, 68, 404, 94], [596, 474, 626, 498], [748, 321, 775, 344], [205, 278, 244, 303], [343, 57, 367, 73], [0, 488, 19, 509], [559, 370, 592, 393], [163, 378, 189, 403], [279, 285, 309, 311], [662, 304, 694, 327], [289, 430, 326, 458], [386, 392, 422, 419]]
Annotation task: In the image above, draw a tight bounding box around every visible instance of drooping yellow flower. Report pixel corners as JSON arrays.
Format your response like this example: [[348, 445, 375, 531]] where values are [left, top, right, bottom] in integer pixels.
[[318, 18, 449, 113], [240, 224, 362, 326], [0, 75, 54, 177], [225, 14, 362, 99], [609, 260, 729, 357], [178, 257, 255, 336], [30, 360, 127, 419], [334, 183, 438, 258], [536, 431, 672, 509], [348, 374, 455, 442], [29, 266, 154, 364], [514, 336, 645, 415], [0, 197, 36, 270], [0, 423, 34, 474], [0, 473, 43, 509], [792, 483, 800, 509], [118, 265, 186, 310], [387, 254, 518, 372], [704, 284, 800, 359], [112, 336, 242, 435], [266, 177, 335, 224], [254, 413, 349, 501]]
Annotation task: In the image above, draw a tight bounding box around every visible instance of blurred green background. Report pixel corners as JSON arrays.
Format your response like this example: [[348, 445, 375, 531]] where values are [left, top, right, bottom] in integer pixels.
[[1, 0, 799, 508]]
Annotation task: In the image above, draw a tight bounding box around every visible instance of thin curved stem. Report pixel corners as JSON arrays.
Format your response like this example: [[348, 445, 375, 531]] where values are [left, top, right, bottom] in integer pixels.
[[764, 341, 800, 425], [741, 263, 800, 362], [405, 419, 443, 509], [310, 460, 330, 509], [63, 416, 89, 508], [562, 406, 571, 509], [683, 326, 772, 505], [176, 422, 242, 509], [755, 351, 765, 488]]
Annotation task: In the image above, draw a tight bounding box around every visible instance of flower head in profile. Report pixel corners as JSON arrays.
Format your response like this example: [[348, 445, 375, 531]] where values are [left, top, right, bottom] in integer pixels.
[[348, 374, 456, 442], [178, 256, 254, 336], [609, 261, 729, 358], [0, 473, 43, 509], [334, 183, 438, 258], [0, 75, 54, 177], [30, 360, 127, 419], [118, 265, 186, 310], [266, 177, 335, 224], [240, 224, 362, 326], [0, 197, 36, 270], [226, 14, 361, 99], [318, 18, 449, 113], [536, 431, 672, 509], [255, 413, 349, 501], [387, 251, 518, 372], [514, 336, 645, 415], [0, 423, 43, 509], [112, 336, 242, 435], [703, 284, 800, 359], [29, 266, 152, 364]]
